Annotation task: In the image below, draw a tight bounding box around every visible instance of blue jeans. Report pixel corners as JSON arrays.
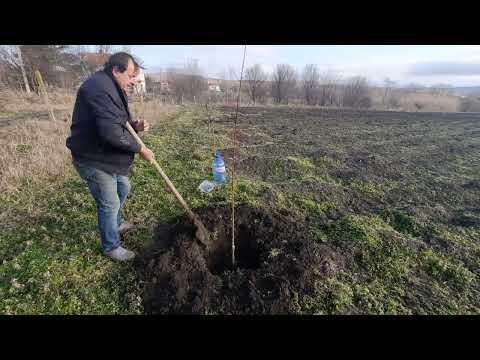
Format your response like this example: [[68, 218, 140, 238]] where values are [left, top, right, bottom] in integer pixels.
[[73, 160, 131, 252]]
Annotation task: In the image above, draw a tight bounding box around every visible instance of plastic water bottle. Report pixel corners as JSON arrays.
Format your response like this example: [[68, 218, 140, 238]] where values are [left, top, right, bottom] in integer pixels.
[[212, 151, 226, 184]]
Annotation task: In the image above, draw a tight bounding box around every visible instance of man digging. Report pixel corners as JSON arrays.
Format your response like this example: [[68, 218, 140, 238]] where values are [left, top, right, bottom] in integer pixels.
[[66, 52, 155, 261]]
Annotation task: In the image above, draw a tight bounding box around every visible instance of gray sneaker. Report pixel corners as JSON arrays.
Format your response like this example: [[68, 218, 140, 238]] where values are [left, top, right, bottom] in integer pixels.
[[103, 246, 135, 261], [118, 221, 134, 235]]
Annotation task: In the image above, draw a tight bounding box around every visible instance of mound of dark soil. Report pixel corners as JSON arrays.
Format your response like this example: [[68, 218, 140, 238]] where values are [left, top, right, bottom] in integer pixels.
[[135, 204, 335, 314]]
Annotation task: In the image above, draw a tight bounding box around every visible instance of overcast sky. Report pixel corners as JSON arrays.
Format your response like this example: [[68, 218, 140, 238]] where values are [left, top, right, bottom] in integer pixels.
[[123, 45, 480, 87]]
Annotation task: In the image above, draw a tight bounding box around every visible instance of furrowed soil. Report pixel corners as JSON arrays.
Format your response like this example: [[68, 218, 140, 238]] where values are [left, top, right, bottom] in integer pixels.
[[3, 102, 479, 315], [134, 106, 480, 315]]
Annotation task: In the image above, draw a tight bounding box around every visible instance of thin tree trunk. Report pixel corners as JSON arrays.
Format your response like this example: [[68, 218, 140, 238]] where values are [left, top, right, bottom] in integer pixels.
[[17, 47, 30, 94]]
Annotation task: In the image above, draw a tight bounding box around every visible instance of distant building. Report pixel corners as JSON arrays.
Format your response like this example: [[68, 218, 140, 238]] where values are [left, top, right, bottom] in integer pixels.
[[133, 68, 146, 95], [148, 72, 170, 92], [207, 78, 222, 92], [145, 72, 242, 95]]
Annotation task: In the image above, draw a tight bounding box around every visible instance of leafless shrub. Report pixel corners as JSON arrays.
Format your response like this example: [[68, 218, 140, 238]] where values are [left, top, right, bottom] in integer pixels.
[[342, 76, 372, 108], [245, 64, 268, 104], [271, 64, 297, 104]]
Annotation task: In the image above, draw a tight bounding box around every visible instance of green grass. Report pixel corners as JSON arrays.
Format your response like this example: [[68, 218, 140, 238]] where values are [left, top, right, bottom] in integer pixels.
[[0, 108, 197, 313], [290, 277, 354, 315], [421, 249, 475, 291], [2, 105, 480, 314], [302, 199, 337, 217], [0, 106, 282, 314], [300, 212, 479, 314]]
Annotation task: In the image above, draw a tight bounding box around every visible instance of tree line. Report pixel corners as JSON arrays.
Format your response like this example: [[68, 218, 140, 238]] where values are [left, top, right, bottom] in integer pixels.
[[2, 46, 468, 111], [0, 45, 133, 93], [152, 62, 377, 108]]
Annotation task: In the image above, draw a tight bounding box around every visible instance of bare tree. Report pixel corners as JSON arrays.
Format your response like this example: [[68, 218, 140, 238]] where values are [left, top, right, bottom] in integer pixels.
[[167, 59, 207, 103], [121, 45, 132, 54], [184, 59, 206, 102], [318, 71, 341, 107], [96, 45, 113, 55], [71, 45, 88, 56], [382, 77, 394, 107], [20, 46, 83, 90], [228, 67, 240, 104], [70, 45, 116, 80], [405, 82, 426, 93], [217, 67, 238, 104], [459, 96, 480, 112], [217, 69, 228, 103], [0, 45, 31, 93], [301, 64, 319, 105], [430, 83, 454, 95], [271, 64, 297, 104], [245, 64, 268, 104], [1, 45, 82, 92], [381, 77, 402, 109], [16, 46, 30, 93], [342, 76, 372, 108], [71, 45, 92, 79], [386, 79, 402, 109]]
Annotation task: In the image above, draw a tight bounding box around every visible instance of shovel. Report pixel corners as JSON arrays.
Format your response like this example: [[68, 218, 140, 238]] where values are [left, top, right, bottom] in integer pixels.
[[125, 121, 209, 246]]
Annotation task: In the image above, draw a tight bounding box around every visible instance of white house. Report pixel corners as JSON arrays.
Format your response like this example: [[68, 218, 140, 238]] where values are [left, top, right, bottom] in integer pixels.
[[208, 79, 222, 92], [209, 84, 221, 92]]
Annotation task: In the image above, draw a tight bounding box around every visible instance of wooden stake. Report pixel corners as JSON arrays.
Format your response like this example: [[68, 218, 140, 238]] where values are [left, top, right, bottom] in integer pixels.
[[140, 92, 146, 132], [231, 45, 247, 268], [34, 70, 56, 122]]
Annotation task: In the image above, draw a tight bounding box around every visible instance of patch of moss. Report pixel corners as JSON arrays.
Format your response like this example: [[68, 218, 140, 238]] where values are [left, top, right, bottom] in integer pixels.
[[422, 249, 475, 291], [302, 198, 337, 217], [289, 278, 354, 314]]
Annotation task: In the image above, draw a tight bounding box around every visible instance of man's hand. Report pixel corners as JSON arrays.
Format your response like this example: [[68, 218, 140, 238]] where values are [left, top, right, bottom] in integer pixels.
[[133, 119, 150, 132], [139, 146, 155, 163]]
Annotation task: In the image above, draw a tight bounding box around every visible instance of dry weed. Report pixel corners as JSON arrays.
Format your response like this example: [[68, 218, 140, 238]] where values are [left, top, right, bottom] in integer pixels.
[[0, 90, 178, 194]]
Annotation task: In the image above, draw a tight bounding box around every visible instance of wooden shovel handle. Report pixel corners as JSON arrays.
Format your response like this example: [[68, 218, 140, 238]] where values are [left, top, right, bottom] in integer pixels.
[[125, 121, 199, 226]]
